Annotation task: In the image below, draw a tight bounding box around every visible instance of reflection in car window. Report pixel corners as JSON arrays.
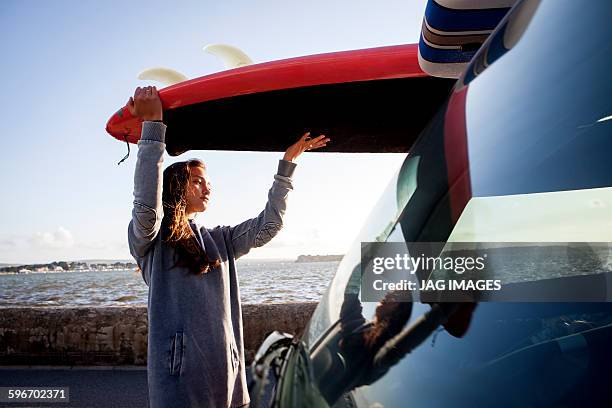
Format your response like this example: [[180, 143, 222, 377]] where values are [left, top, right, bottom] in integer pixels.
[[306, 165, 403, 348], [305, 153, 424, 347]]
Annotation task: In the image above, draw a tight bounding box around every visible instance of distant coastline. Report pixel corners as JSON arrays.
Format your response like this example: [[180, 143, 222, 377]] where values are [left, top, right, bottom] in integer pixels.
[[0, 261, 136, 275], [295, 254, 343, 263], [0, 255, 344, 274]]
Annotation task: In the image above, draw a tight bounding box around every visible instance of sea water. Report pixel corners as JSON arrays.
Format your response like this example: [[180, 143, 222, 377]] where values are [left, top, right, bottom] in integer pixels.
[[0, 260, 339, 307]]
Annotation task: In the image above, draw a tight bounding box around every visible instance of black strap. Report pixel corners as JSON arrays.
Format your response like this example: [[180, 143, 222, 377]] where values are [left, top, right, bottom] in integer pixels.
[[117, 134, 130, 165]]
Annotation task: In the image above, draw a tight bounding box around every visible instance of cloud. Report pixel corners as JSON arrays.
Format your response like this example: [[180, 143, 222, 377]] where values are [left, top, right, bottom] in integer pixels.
[[30, 226, 74, 249]]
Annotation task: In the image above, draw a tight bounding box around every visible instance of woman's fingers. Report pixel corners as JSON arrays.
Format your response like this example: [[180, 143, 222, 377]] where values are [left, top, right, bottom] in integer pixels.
[[283, 132, 330, 161], [310, 143, 328, 150], [130, 85, 163, 121], [315, 136, 329, 144], [304, 135, 325, 145], [304, 135, 330, 150]]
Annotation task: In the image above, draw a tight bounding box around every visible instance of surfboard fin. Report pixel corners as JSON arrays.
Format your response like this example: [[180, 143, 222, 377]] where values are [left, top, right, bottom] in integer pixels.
[[137, 68, 189, 86], [204, 44, 253, 69]]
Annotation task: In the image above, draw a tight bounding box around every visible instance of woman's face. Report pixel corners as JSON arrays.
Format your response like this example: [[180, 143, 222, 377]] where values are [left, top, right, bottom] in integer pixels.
[[185, 166, 212, 214]]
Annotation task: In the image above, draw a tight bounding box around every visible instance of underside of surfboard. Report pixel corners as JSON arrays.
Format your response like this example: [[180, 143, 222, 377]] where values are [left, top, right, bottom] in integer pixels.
[[106, 44, 455, 156]]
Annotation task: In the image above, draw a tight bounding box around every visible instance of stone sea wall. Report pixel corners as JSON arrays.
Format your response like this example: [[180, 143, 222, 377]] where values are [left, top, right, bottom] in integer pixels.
[[0, 302, 317, 366]]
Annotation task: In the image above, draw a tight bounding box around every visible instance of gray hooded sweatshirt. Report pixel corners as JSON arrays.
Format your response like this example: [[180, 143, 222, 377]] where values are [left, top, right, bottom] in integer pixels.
[[127, 121, 296, 408]]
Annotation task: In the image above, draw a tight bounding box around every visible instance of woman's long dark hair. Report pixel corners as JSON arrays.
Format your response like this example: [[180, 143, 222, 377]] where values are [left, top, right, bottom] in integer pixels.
[[161, 159, 220, 275]]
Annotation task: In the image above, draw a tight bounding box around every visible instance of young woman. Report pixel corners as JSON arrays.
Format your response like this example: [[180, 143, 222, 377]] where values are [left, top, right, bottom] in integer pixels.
[[127, 86, 329, 407]]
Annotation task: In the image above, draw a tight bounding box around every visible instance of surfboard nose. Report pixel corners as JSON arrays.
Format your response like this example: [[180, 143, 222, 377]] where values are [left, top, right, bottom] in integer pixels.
[[106, 105, 143, 144]]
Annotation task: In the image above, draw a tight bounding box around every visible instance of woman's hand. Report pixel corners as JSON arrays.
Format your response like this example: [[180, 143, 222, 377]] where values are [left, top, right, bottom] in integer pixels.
[[283, 132, 330, 162], [126, 86, 163, 121]]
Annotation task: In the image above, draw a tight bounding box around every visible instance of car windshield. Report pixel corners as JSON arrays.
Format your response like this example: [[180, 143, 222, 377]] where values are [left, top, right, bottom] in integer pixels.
[[298, 0, 612, 406]]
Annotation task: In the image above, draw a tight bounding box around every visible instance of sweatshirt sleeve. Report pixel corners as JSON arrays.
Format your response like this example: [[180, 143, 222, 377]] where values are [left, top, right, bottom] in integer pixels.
[[127, 121, 167, 260], [229, 159, 297, 259]]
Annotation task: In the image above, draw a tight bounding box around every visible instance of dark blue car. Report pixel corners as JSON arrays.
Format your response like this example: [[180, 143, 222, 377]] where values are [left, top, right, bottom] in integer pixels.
[[249, 1, 612, 406]]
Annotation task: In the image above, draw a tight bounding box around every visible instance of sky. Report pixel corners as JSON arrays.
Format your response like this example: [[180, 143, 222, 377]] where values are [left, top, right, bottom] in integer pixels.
[[0, 0, 428, 264]]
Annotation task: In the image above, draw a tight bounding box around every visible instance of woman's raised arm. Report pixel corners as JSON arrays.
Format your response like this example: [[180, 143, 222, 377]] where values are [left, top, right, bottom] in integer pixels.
[[229, 159, 296, 259], [127, 87, 166, 259], [230, 132, 329, 259]]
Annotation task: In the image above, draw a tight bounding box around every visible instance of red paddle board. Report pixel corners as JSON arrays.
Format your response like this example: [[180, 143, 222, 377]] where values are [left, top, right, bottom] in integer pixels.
[[106, 44, 454, 156]]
